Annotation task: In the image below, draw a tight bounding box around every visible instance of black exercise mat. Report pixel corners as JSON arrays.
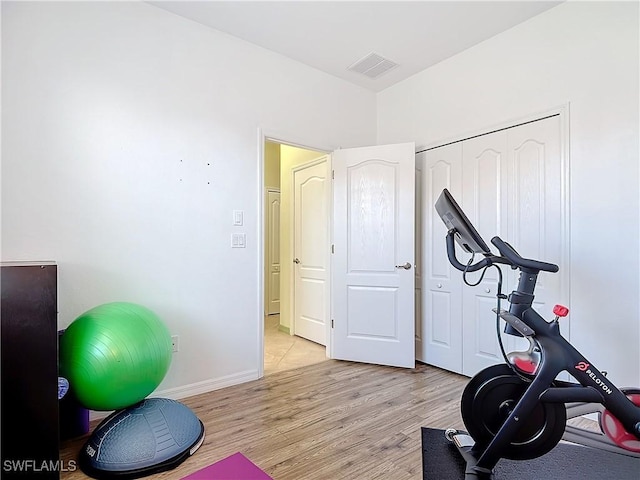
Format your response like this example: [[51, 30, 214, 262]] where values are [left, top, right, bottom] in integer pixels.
[[422, 427, 640, 479]]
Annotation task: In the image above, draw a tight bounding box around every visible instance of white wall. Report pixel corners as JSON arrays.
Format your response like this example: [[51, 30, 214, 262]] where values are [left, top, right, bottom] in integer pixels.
[[1, 2, 376, 397], [378, 1, 640, 385], [4, 0, 638, 396]]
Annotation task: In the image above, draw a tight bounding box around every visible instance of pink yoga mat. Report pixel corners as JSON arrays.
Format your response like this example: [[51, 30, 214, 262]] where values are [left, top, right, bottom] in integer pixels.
[[181, 452, 273, 480]]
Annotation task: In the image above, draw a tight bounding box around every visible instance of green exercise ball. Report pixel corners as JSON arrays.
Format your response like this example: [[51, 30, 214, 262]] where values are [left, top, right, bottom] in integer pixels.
[[59, 302, 172, 411]]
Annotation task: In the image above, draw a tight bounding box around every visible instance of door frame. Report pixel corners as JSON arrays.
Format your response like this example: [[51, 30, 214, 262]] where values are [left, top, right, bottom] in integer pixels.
[[290, 156, 331, 345], [257, 128, 332, 378]]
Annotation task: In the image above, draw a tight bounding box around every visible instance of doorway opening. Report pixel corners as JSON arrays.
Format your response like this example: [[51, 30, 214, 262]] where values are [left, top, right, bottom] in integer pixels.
[[262, 139, 330, 375]]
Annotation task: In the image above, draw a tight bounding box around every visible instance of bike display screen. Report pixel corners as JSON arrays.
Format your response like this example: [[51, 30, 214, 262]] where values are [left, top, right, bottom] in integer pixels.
[[435, 189, 492, 255]]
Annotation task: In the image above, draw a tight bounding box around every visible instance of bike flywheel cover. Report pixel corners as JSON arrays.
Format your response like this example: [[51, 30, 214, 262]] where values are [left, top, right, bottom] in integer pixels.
[[600, 392, 640, 453], [461, 364, 566, 460]]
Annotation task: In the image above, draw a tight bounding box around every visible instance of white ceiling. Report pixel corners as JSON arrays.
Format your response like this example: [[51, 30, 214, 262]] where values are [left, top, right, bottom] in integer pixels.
[[149, 1, 563, 92]]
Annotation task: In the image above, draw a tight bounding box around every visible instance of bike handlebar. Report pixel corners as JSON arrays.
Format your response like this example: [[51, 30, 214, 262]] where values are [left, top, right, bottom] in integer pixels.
[[490, 237, 559, 273], [445, 231, 511, 272], [445, 230, 559, 274]]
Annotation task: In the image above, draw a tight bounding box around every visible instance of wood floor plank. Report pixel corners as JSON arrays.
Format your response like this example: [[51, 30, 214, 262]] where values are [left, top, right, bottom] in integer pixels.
[[60, 360, 468, 480]]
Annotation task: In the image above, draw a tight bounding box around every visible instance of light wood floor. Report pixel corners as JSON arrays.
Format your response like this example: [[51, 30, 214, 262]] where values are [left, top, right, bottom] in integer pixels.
[[263, 314, 327, 375], [60, 360, 468, 479]]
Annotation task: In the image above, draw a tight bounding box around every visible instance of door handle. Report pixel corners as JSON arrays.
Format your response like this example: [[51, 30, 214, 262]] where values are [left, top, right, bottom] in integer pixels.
[[293, 258, 301, 264], [395, 262, 412, 270]]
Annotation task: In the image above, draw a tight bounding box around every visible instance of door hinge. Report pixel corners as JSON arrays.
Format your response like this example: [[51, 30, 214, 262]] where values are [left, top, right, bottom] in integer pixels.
[[331, 244, 334, 254], [332, 170, 335, 180], [331, 319, 334, 328]]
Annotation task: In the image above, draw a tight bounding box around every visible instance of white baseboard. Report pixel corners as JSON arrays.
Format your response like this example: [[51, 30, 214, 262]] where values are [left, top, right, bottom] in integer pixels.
[[89, 369, 260, 421], [152, 369, 260, 400]]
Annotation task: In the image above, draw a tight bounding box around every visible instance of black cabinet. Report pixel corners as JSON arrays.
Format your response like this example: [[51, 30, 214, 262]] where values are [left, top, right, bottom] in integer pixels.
[[1, 262, 60, 479]]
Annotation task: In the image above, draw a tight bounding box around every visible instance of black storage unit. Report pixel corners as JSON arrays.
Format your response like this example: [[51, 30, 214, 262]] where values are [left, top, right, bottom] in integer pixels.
[[1, 262, 60, 479]]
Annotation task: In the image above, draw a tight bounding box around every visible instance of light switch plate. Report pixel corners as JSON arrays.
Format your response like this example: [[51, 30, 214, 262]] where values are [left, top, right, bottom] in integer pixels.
[[233, 210, 244, 226], [232, 233, 246, 248]]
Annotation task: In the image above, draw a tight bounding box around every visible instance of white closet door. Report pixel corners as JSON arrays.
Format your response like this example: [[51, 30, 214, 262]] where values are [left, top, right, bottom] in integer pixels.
[[461, 115, 564, 376], [504, 116, 565, 354], [418, 143, 464, 371], [419, 115, 565, 377], [461, 131, 509, 376]]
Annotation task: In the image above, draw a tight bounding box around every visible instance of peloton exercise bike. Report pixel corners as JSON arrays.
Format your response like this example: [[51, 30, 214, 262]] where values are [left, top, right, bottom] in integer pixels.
[[434, 188, 640, 479]]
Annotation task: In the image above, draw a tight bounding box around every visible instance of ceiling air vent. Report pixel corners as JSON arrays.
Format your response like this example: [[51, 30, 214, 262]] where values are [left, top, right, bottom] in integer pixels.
[[348, 53, 398, 79]]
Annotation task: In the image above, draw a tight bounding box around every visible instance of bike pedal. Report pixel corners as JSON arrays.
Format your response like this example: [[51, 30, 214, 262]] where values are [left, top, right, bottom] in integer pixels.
[[452, 433, 476, 449]]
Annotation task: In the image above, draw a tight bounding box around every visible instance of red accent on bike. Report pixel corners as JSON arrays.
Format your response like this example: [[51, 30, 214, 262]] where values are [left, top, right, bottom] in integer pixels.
[[513, 357, 538, 375], [575, 362, 589, 372], [600, 393, 640, 453], [553, 304, 569, 317]]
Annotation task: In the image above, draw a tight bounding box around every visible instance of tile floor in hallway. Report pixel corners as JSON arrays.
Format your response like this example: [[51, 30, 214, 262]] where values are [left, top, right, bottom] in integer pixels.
[[264, 314, 328, 374]]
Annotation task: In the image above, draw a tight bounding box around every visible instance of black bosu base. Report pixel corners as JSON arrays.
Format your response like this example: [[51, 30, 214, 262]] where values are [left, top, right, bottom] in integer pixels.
[[80, 398, 205, 479]]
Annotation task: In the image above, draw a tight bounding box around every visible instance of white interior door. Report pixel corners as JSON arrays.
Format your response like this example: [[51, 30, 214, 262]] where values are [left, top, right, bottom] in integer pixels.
[[331, 143, 415, 368], [293, 157, 329, 346], [266, 189, 281, 315]]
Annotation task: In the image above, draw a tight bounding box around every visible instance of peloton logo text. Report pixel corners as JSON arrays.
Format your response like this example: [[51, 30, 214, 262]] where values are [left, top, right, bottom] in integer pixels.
[[575, 362, 612, 395]]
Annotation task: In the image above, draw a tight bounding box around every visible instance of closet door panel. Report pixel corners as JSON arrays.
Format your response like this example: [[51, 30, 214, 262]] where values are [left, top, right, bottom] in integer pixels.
[[505, 116, 565, 353], [420, 114, 566, 378], [418, 143, 463, 372], [461, 133, 508, 376]]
